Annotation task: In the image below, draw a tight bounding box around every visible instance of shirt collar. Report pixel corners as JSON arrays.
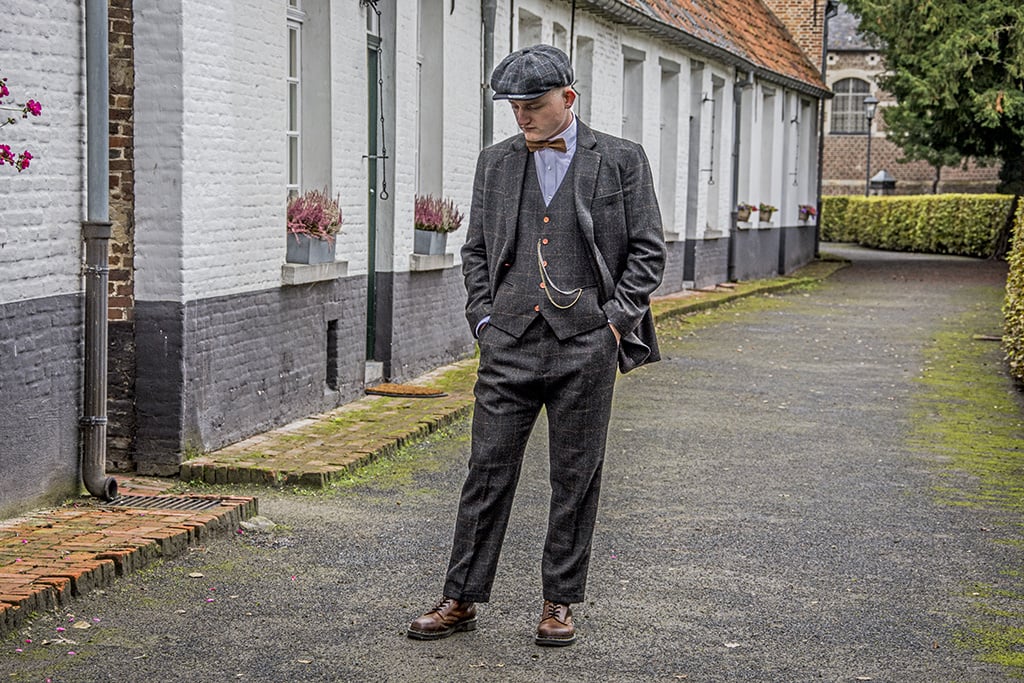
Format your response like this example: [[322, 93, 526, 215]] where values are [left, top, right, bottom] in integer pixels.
[[555, 114, 577, 156]]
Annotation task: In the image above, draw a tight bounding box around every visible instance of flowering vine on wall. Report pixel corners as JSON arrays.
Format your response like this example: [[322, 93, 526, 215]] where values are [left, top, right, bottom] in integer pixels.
[[0, 73, 42, 172]]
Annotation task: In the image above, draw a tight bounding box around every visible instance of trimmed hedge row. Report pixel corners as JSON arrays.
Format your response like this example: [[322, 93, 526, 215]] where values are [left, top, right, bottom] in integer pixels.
[[1002, 200, 1024, 381], [821, 194, 1015, 258]]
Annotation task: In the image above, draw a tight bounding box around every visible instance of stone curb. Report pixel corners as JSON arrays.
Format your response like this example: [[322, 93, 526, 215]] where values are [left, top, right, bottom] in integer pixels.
[[0, 495, 256, 637], [181, 258, 849, 490]]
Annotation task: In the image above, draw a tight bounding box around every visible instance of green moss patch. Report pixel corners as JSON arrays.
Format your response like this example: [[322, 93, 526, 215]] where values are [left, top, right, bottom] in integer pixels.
[[909, 288, 1024, 673]]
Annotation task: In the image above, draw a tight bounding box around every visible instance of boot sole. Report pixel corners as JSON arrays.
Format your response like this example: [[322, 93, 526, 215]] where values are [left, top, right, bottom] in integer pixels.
[[407, 617, 477, 640], [534, 633, 576, 647]]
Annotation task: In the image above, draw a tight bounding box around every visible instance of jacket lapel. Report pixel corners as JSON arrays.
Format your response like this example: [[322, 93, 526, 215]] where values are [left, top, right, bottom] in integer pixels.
[[572, 121, 615, 300], [494, 139, 528, 276]]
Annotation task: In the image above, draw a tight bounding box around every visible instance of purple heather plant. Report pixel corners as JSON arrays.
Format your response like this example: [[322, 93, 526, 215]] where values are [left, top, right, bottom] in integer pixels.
[[287, 188, 342, 242], [1, 74, 43, 172], [414, 194, 464, 234]]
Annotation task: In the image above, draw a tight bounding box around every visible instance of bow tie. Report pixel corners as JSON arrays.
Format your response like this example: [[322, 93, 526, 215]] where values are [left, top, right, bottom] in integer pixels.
[[526, 137, 568, 153]]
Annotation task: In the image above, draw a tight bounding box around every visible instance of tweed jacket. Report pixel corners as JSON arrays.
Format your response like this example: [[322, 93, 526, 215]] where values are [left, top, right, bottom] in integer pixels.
[[461, 119, 666, 372]]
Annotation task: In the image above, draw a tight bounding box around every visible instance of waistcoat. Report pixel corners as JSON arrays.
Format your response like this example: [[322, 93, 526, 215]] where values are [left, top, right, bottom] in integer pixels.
[[488, 154, 605, 340]]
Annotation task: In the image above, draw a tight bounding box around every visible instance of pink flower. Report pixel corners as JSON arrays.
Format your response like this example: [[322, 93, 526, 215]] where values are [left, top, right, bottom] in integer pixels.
[[0, 80, 9, 98], [25, 100, 41, 116]]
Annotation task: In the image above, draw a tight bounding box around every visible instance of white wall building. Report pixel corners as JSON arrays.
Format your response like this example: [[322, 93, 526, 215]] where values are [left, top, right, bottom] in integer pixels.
[[0, 0, 827, 513]]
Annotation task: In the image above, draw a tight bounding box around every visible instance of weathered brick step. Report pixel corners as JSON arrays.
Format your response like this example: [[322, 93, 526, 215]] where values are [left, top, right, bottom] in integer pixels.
[[0, 496, 256, 637]]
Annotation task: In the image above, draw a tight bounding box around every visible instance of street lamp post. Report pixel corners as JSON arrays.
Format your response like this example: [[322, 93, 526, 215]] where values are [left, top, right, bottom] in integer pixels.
[[863, 95, 879, 197]]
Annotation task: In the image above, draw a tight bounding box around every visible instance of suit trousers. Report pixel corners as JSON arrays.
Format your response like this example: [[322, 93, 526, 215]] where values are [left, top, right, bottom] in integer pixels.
[[443, 317, 619, 604]]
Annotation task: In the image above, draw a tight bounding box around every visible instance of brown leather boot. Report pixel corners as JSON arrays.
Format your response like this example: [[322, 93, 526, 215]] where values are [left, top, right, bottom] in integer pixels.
[[407, 597, 477, 640], [535, 600, 576, 646]]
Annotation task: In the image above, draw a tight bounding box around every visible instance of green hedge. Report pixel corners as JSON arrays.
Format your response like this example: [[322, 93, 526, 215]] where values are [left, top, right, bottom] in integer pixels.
[[1002, 200, 1024, 381], [821, 194, 1015, 258]]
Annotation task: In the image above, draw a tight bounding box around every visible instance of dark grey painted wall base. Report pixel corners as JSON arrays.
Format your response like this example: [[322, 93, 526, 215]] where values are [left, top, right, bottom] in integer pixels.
[[780, 225, 818, 274], [134, 276, 368, 475], [686, 237, 730, 290], [656, 240, 688, 296], [133, 268, 476, 475], [732, 227, 783, 281], [0, 293, 83, 518]]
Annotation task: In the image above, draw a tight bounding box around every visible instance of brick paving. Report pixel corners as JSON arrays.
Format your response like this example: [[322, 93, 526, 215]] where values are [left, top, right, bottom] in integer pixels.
[[179, 358, 481, 488], [0, 484, 256, 636], [0, 258, 844, 638]]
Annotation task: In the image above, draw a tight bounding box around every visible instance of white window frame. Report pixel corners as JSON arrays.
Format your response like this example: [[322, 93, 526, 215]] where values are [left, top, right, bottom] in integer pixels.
[[287, 3, 305, 197]]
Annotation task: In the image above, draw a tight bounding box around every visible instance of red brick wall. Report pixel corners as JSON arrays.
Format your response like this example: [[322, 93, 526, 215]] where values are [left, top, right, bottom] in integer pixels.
[[824, 49, 1000, 195], [107, 0, 136, 471], [761, 0, 826, 68], [822, 133, 1001, 196], [108, 0, 134, 323]]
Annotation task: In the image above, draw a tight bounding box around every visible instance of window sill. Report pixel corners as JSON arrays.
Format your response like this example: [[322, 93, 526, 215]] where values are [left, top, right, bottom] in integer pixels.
[[409, 253, 454, 271], [663, 230, 683, 243], [281, 260, 349, 285]]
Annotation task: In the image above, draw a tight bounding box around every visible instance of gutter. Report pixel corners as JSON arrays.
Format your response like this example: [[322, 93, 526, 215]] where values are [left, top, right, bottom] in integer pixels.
[[81, 0, 118, 501], [579, 0, 831, 99]]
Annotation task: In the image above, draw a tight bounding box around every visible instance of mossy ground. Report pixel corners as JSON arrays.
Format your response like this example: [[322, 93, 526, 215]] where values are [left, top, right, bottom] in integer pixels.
[[909, 286, 1024, 673]]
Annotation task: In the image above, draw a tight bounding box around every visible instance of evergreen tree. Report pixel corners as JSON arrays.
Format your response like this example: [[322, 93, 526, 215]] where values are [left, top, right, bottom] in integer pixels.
[[844, 0, 1024, 193]]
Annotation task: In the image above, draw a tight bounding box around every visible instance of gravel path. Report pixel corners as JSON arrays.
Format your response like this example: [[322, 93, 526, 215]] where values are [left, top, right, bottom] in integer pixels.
[[2, 244, 1018, 682]]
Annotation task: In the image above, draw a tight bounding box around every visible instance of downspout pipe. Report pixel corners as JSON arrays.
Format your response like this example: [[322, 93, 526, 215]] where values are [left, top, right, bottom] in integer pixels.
[[814, 1, 839, 257], [482, 0, 497, 146], [728, 72, 753, 281], [81, 0, 117, 501]]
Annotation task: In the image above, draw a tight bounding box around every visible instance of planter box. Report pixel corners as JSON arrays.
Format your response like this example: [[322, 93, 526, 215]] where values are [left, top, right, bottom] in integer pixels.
[[286, 233, 336, 265], [414, 229, 448, 256]]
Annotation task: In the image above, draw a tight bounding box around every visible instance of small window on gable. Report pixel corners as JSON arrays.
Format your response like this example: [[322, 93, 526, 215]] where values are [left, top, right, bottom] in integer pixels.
[[830, 78, 871, 134]]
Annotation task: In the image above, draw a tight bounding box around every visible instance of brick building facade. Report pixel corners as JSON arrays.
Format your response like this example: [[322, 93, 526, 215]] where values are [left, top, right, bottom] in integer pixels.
[[821, 4, 1000, 196]]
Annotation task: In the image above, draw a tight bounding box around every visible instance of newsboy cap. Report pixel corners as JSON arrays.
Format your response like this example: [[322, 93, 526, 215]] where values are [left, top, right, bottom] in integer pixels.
[[490, 44, 574, 101]]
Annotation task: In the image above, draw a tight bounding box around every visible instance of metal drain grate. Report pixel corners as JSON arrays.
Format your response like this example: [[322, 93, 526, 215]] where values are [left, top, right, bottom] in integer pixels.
[[102, 495, 224, 512]]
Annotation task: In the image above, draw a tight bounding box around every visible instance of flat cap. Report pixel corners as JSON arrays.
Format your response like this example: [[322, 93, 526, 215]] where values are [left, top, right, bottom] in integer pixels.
[[490, 44, 573, 101]]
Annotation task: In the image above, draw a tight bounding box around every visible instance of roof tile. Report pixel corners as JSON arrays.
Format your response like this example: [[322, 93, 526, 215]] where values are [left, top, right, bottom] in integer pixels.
[[610, 0, 826, 91]]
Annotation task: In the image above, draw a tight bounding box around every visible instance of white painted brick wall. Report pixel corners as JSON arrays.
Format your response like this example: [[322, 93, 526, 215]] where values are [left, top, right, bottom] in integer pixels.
[[0, 2, 84, 305], [331, 2, 370, 277], [386, 1, 482, 273], [134, 0, 187, 302], [140, 0, 816, 305]]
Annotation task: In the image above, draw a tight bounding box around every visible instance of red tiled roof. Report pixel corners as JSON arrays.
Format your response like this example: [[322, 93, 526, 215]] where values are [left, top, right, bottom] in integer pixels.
[[585, 0, 827, 93]]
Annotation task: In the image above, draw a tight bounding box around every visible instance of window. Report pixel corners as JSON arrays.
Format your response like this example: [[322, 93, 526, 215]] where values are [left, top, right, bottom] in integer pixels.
[[552, 23, 567, 54], [574, 37, 594, 123], [417, 0, 443, 197], [831, 78, 871, 134], [658, 59, 680, 233], [286, 2, 304, 197], [621, 46, 645, 143], [518, 9, 542, 47]]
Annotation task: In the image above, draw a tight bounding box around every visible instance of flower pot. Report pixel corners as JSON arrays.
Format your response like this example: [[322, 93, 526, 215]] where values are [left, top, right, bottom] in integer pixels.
[[414, 228, 448, 255], [286, 233, 336, 264], [759, 209, 775, 223], [798, 207, 814, 221], [737, 208, 752, 222]]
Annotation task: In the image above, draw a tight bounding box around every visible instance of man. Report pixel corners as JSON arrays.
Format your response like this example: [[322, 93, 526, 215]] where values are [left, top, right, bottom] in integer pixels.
[[408, 44, 665, 647]]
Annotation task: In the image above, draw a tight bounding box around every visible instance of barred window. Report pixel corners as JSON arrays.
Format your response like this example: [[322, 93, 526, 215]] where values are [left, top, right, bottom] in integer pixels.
[[831, 78, 871, 134]]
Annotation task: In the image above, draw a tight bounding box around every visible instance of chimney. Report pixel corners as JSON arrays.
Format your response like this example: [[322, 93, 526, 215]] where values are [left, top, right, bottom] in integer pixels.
[[761, 0, 828, 69]]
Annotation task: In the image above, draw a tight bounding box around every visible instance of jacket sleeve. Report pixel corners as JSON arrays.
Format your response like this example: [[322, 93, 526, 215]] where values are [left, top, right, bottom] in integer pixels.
[[601, 143, 666, 335], [461, 153, 492, 334]]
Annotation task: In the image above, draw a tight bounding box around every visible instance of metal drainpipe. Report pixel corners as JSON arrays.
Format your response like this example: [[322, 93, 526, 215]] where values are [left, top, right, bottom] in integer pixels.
[[728, 73, 752, 281], [814, 0, 839, 258], [482, 0, 496, 147], [81, 0, 117, 501]]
